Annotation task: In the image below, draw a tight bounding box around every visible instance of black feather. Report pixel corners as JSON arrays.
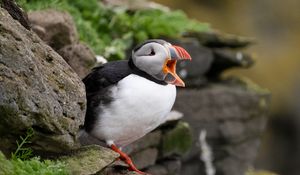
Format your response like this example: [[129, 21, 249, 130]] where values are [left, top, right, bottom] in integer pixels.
[[83, 61, 131, 93], [83, 61, 130, 131]]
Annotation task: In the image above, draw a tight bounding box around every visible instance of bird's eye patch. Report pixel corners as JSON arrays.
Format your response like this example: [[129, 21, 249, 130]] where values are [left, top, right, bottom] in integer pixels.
[[149, 48, 155, 56]]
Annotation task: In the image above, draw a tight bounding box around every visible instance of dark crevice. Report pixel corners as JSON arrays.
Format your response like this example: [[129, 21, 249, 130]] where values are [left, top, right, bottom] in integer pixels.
[[32, 125, 56, 135], [0, 0, 31, 30]]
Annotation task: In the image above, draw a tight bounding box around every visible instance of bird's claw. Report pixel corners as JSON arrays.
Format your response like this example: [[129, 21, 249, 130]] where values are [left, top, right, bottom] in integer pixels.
[[110, 144, 146, 174]]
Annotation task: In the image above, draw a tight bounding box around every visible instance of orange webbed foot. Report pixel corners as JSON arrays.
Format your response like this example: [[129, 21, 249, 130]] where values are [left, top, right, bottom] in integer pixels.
[[110, 144, 146, 174]]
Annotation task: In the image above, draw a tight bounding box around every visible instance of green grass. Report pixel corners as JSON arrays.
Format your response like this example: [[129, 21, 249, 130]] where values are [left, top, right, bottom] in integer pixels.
[[0, 128, 68, 175], [11, 128, 34, 160], [0, 152, 69, 175], [16, 0, 210, 60]]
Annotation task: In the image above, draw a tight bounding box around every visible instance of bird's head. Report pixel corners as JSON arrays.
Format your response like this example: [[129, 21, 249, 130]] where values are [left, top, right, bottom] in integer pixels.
[[131, 39, 191, 87]]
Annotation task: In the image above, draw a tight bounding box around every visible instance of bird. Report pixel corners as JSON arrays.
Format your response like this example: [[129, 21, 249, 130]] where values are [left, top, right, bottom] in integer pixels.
[[81, 39, 191, 174]]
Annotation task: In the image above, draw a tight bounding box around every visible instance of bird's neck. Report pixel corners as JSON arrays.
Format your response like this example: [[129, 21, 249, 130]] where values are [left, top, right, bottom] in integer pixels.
[[128, 59, 167, 85]]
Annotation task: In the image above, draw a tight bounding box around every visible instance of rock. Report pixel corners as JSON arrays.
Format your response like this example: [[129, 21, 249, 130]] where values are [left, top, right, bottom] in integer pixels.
[[174, 79, 270, 175], [214, 139, 261, 175], [246, 170, 279, 175], [161, 121, 193, 158], [146, 165, 168, 175], [61, 145, 119, 175], [99, 164, 142, 175], [185, 30, 255, 48], [28, 9, 78, 50], [57, 43, 97, 78], [180, 158, 204, 175], [145, 158, 181, 175], [219, 116, 267, 143], [131, 148, 158, 169], [161, 158, 181, 175], [232, 138, 261, 163], [175, 81, 269, 123], [125, 130, 161, 155], [0, 8, 86, 155], [78, 130, 107, 147], [206, 49, 254, 78]]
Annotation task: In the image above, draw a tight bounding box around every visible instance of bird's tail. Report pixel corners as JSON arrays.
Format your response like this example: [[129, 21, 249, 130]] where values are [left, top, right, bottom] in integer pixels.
[[78, 129, 107, 147]]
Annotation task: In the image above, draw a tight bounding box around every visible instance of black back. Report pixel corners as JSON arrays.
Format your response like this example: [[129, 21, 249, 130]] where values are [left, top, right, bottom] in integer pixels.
[[83, 61, 131, 93], [82, 60, 166, 132]]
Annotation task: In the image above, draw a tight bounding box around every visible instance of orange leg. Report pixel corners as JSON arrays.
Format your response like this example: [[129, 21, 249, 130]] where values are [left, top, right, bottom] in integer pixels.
[[110, 144, 145, 174]]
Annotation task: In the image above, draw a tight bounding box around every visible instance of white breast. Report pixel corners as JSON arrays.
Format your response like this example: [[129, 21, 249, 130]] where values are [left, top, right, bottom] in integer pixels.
[[91, 74, 176, 147]]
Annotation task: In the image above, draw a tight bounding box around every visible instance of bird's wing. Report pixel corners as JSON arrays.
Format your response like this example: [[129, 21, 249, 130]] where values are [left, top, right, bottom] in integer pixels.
[[83, 60, 132, 93], [82, 60, 132, 132]]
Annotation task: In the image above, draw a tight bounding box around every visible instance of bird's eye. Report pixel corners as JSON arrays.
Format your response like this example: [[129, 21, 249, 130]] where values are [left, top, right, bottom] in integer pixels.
[[149, 49, 155, 56]]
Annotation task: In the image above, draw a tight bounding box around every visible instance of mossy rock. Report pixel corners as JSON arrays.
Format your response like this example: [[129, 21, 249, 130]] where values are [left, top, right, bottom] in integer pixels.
[[60, 145, 119, 175], [161, 121, 192, 157], [0, 7, 86, 156]]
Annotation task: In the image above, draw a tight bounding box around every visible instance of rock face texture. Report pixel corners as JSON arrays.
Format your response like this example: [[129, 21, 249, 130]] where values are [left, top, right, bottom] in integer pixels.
[[28, 9, 77, 50], [174, 80, 269, 175], [57, 43, 96, 79], [61, 145, 119, 175], [167, 32, 269, 175], [0, 8, 86, 155]]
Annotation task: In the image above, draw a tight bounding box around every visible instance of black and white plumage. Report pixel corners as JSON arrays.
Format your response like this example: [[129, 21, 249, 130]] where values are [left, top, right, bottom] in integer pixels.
[[81, 39, 191, 174]]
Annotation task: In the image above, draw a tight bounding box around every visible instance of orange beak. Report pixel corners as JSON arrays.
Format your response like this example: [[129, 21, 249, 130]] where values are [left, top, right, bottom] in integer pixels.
[[163, 45, 192, 87]]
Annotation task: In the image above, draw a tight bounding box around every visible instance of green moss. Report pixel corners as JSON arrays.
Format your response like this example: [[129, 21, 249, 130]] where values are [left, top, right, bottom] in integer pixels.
[[16, 0, 210, 60], [239, 77, 270, 94], [0, 152, 69, 175], [259, 98, 268, 109], [162, 121, 193, 156]]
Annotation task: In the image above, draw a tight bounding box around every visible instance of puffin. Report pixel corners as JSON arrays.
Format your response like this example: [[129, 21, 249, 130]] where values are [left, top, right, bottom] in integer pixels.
[[81, 39, 191, 174]]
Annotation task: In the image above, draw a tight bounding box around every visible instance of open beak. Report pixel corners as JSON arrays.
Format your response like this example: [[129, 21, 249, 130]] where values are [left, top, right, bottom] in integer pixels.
[[163, 45, 192, 87]]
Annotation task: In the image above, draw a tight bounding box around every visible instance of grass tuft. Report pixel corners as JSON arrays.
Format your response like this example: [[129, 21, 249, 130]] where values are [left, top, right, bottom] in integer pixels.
[[11, 128, 34, 160]]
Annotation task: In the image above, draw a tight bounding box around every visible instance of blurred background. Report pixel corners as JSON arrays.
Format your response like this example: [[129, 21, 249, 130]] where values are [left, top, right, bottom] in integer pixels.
[[152, 0, 300, 174]]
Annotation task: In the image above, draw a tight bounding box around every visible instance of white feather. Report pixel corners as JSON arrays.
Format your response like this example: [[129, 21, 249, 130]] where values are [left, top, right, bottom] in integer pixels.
[[90, 74, 176, 147]]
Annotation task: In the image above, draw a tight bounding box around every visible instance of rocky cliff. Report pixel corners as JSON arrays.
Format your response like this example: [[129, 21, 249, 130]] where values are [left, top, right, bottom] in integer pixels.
[[0, 7, 86, 156], [0, 2, 269, 175]]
